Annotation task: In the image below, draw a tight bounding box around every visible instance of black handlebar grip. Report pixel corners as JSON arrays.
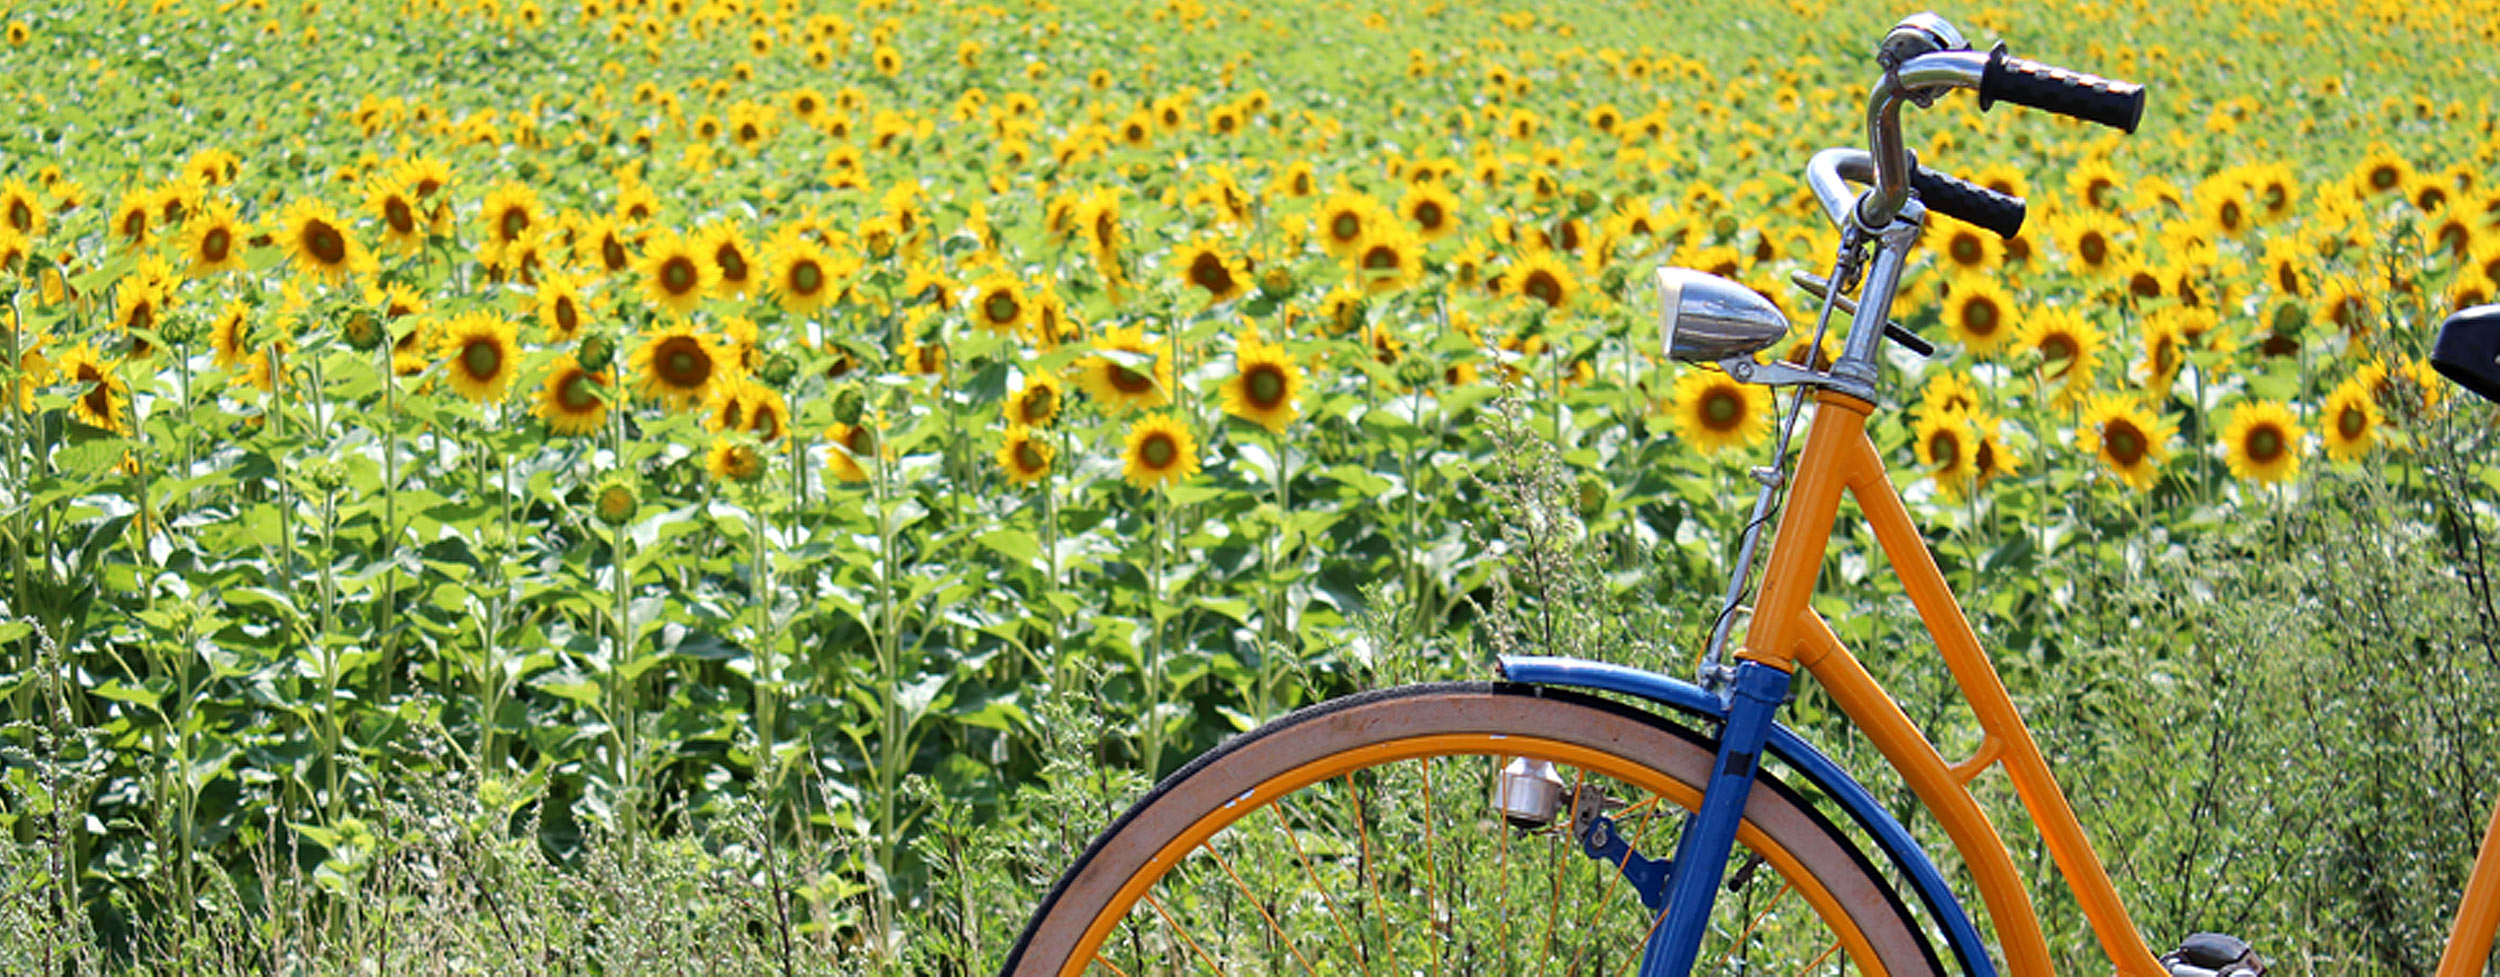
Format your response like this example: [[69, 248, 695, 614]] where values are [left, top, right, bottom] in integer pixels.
[[1911, 166, 2026, 240], [1977, 42, 2147, 134]]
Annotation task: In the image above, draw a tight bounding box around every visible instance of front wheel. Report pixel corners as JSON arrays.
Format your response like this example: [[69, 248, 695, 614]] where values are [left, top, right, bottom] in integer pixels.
[[1003, 682, 1942, 976]]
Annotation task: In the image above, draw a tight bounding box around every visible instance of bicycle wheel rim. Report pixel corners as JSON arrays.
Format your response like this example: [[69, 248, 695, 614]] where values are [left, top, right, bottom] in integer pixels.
[[1008, 683, 1940, 977]]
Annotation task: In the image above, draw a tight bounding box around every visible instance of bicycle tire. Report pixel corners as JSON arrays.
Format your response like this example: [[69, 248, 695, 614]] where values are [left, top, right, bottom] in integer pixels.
[[1002, 682, 1944, 976]]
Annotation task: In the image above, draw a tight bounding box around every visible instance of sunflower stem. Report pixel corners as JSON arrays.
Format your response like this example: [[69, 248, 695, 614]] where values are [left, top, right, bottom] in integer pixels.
[[750, 480, 780, 796], [1143, 482, 1169, 779]]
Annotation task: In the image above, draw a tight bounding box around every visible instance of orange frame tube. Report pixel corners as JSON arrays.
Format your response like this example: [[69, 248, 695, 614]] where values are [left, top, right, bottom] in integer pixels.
[[1737, 391, 2168, 976]]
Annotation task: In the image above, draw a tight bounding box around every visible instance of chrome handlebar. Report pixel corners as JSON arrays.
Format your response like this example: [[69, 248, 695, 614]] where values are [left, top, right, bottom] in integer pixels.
[[1858, 50, 1991, 230]]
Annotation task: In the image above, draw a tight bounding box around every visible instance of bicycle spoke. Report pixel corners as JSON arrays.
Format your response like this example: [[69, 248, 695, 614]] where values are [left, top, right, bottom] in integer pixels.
[[1205, 842, 1319, 977], [1267, 802, 1370, 977], [1706, 878, 1800, 974], [1144, 890, 1229, 977], [1349, 772, 1396, 977], [1419, 755, 1444, 977], [1796, 938, 1844, 976], [1539, 763, 1590, 964]]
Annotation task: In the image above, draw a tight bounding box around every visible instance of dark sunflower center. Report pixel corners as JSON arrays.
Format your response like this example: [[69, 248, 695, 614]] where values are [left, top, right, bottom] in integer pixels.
[[1191, 254, 1233, 293], [129, 300, 153, 331], [2079, 234, 2107, 265], [1524, 271, 1560, 307], [2086, 180, 2113, 208], [462, 339, 502, 379], [1701, 389, 1742, 430], [305, 221, 347, 264], [603, 238, 630, 271], [846, 425, 876, 455], [1140, 432, 1175, 468], [500, 208, 528, 242], [2042, 334, 2077, 365], [2218, 201, 2241, 229], [2277, 264, 2300, 294], [751, 406, 782, 441], [1951, 235, 1982, 264], [1246, 364, 1286, 407], [986, 292, 1020, 323], [1975, 438, 1998, 474], [2338, 405, 2367, 438], [716, 246, 748, 282], [792, 261, 823, 295], [1363, 246, 1397, 272], [83, 381, 112, 418], [1015, 441, 1048, 471], [385, 199, 415, 234], [658, 337, 710, 387], [7, 200, 29, 231], [560, 371, 600, 410], [2105, 421, 2146, 466], [555, 297, 579, 333], [1330, 213, 1362, 243], [1962, 299, 1998, 336], [2245, 425, 2284, 462], [662, 256, 699, 295], [1110, 361, 1154, 393], [186, 226, 225, 263], [1929, 431, 1960, 466], [122, 211, 146, 238], [2371, 166, 2399, 190], [2131, 272, 2162, 298]]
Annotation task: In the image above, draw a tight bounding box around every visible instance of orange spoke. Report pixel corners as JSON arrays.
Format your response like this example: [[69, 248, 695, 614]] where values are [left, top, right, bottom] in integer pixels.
[[1705, 877, 1799, 975], [1350, 773, 1397, 977], [1539, 764, 1589, 965], [1268, 802, 1370, 977], [1794, 937, 1843, 976], [1420, 755, 1444, 977], [1145, 890, 1229, 977], [1088, 944, 1135, 977], [1206, 842, 1320, 977], [1494, 757, 1516, 970]]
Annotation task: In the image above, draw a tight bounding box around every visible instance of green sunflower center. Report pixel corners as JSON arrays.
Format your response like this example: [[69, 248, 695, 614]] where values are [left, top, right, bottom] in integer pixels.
[[305, 221, 347, 264], [560, 372, 600, 410], [662, 256, 698, 295], [1246, 364, 1286, 407], [1140, 433, 1175, 468], [2104, 422, 2146, 466], [2245, 425, 2284, 462], [792, 261, 824, 295], [1701, 389, 1742, 430]]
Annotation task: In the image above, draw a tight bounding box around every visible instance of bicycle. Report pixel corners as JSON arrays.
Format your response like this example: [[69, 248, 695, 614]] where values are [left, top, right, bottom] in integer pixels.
[[999, 14, 2500, 976]]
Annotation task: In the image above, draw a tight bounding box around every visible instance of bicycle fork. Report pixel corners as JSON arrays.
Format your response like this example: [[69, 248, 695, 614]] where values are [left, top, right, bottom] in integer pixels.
[[1635, 659, 1796, 976]]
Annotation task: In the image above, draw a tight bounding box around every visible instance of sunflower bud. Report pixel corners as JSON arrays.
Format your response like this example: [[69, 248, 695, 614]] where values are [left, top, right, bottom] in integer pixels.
[[1258, 266, 1295, 299], [1572, 189, 1600, 214], [828, 384, 865, 426], [576, 331, 615, 372], [158, 311, 202, 347], [758, 351, 798, 387], [1598, 265, 1628, 298], [1575, 473, 1608, 520], [591, 476, 640, 528], [302, 458, 348, 495], [341, 309, 385, 351]]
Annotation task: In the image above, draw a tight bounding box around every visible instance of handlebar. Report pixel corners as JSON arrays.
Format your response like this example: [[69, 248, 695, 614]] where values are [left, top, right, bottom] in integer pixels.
[[1852, 26, 2145, 232], [1808, 148, 2026, 240]]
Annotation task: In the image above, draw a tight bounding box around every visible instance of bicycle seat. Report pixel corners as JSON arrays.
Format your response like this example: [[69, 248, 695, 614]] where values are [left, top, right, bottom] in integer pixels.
[[2432, 303, 2500, 405], [1654, 266, 1790, 363]]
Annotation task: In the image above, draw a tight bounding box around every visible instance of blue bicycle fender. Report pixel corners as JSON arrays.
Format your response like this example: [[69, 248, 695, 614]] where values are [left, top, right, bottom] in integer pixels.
[[1498, 655, 1996, 977]]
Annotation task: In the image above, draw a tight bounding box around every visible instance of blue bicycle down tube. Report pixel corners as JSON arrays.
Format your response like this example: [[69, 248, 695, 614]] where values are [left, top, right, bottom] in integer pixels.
[[1639, 660, 1793, 977]]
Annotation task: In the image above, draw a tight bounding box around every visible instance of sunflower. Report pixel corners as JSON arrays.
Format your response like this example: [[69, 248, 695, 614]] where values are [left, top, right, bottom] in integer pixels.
[[638, 230, 715, 317], [2067, 159, 2125, 212], [580, 215, 639, 275], [1120, 413, 1200, 490], [2220, 400, 2303, 484], [537, 273, 590, 342], [2053, 210, 2128, 278], [480, 183, 541, 259], [280, 198, 375, 285], [1279, 161, 1318, 198], [1918, 372, 1981, 419], [391, 315, 433, 377], [1349, 226, 1423, 295], [437, 311, 521, 403], [534, 355, 610, 436], [112, 189, 153, 246], [1913, 411, 1976, 491], [2320, 379, 2380, 462], [2019, 307, 2104, 392], [112, 282, 167, 359], [705, 436, 767, 484], [766, 232, 840, 315], [56, 342, 129, 434], [1076, 325, 1170, 412], [2355, 147, 2411, 198], [1970, 414, 2020, 489], [1222, 333, 1302, 433], [996, 426, 1054, 486], [2314, 278, 2371, 337], [180, 199, 248, 278], [823, 421, 880, 483], [1665, 368, 1771, 455], [2078, 395, 2169, 491], [1401, 183, 1461, 241], [968, 273, 1030, 333], [1935, 223, 2002, 275], [1028, 289, 1081, 350], [631, 323, 736, 410], [2138, 309, 2187, 399], [696, 222, 758, 298], [1314, 189, 1381, 258], [2194, 176, 2252, 239], [0, 180, 43, 237], [1172, 240, 1248, 306], [1005, 373, 1063, 427], [1941, 278, 2015, 355], [366, 176, 426, 253], [2246, 163, 2299, 224], [1506, 251, 1577, 312], [5, 324, 51, 411]]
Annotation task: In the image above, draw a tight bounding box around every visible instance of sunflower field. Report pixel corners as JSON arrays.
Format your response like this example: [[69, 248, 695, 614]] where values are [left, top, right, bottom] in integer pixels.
[[4, 0, 2500, 971]]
